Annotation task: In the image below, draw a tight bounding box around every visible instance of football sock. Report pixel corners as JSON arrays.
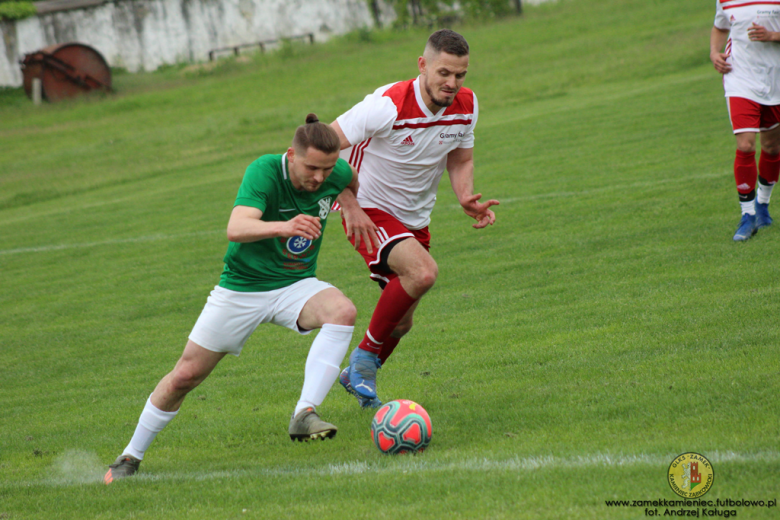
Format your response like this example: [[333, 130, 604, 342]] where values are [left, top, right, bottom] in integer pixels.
[[295, 323, 354, 416], [358, 278, 417, 354], [734, 149, 757, 205], [757, 178, 775, 205], [123, 395, 178, 460], [757, 151, 780, 204], [378, 336, 401, 365], [740, 197, 756, 216]]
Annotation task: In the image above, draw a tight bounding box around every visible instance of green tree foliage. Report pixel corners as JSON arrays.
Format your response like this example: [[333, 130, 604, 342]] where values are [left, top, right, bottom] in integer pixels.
[[0, 1, 37, 21]]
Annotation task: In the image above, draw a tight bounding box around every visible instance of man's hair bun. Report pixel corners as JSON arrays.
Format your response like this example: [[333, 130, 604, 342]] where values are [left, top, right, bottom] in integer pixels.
[[293, 112, 339, 154]]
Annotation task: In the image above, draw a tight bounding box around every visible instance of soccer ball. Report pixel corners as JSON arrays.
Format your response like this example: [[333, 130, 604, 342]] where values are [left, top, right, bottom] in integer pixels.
[[370, 399, 432, 454]]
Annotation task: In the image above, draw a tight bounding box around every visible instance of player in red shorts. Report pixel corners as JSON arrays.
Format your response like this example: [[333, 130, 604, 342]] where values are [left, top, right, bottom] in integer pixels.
[[330, 29, 499, 407], [711, 1, 780, 241]]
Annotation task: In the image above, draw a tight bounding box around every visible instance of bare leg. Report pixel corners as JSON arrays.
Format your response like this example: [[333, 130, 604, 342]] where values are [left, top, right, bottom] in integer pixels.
[[386, 238, 438, 299], [297, 287, 357, 330], [110, 340, 227, 472], [151, 340, 227, 412]]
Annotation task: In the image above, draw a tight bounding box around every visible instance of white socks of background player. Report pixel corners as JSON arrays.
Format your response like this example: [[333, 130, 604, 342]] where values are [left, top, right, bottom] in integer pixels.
[[123, 395, 178, 460], [740, 199, 756, 215], [295, 323, 354, 416], [757, 182, 775, 205]]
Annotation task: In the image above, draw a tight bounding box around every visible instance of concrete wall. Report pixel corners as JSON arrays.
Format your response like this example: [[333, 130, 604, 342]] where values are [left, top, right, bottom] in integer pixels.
[[0, 0, 396, 87]]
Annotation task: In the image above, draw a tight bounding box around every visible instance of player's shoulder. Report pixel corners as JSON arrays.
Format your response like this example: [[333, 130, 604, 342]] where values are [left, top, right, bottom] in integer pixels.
[[245, 154, 283, 182], [444, 87, 476, 116], [249, 154, 283, 171], [248, 153, 281, 167], [350, 81, 409, 118], [380, 78, 424, 119], [379, 78, 416, 99]]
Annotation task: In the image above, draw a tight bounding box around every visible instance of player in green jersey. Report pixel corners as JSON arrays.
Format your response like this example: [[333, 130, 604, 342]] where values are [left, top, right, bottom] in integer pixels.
[[104, 114, 360, 484]]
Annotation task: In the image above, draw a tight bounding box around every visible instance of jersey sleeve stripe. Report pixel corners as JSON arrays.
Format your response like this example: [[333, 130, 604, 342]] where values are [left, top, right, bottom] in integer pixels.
[[356, 138, 372, 172], [348, 139, 369, 167], [349, 141, 362, 165]]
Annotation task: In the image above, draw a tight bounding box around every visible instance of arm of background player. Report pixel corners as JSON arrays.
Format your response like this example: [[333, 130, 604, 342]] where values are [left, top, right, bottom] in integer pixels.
[[710, 27, 732, 74], [331, 121, 381, 253], [226, 205, 322, 243], [447, 147, 499, 229]]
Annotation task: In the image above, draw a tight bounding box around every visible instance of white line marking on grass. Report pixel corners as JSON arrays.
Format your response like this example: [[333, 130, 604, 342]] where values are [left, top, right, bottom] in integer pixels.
[[0, 229, 223, 256], [7, 450, 778, 488]]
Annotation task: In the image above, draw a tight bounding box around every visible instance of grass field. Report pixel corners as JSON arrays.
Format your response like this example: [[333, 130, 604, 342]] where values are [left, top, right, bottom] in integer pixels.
[[1, 0, 779, 518]]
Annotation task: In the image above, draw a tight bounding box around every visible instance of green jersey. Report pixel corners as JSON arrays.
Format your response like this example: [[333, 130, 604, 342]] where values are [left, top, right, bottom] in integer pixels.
[[219, 153, 352, 292]]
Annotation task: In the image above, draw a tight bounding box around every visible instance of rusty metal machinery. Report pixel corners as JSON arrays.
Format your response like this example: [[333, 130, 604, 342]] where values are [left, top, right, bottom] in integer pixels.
[[20, 43, 112, 103]]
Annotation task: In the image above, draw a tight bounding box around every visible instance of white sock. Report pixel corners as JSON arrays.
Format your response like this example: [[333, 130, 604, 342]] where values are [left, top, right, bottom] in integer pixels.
[[294, 324, 354, 416], [757, 182, 775, 205], [123, 395, 178, 460], [740, 199, 756, 215]]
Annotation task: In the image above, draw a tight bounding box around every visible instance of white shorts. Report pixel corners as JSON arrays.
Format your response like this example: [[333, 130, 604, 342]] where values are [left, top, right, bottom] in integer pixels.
[[188, 278, 334, 356]]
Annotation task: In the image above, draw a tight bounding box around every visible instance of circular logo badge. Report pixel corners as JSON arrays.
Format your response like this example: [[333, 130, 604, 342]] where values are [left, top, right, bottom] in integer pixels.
[[286, 235, 312, 255], [667, 452, 715, 498]]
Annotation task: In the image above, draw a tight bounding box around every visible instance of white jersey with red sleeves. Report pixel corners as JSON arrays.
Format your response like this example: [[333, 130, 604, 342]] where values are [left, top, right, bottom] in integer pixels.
[[336, 76, 478, 230], [715, 0, 780, 105]]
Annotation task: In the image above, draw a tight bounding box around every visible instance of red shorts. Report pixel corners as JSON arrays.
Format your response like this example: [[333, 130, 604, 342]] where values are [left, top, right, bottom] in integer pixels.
[[728, 97, 780, 134], [342, 208, 430, 287]]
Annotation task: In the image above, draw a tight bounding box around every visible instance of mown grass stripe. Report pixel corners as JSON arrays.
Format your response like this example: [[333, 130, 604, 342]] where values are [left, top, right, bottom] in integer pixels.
[[0, 230, 223, 256]]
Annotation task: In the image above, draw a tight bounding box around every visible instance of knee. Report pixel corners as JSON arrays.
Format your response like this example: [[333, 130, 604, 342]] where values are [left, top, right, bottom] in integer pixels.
[[392, 320, 413, 338], [410, 261, 438, 292], [737, 142, 756, 154], [327, 298, 357, 326], [762, 145, 780, 156], [169, 366, 202, 394]]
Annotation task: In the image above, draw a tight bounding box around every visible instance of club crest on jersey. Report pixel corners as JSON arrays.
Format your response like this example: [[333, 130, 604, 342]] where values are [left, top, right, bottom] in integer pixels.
[[318, 197, 332, 219], [287, 236, 312, 254]]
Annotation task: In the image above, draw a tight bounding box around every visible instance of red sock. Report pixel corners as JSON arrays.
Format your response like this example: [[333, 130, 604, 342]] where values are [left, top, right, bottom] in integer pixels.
[[378, 336, 401, 365], [358, 278, 417, 354], [734, 150, 757, 196], [759, 150, 780, 184]]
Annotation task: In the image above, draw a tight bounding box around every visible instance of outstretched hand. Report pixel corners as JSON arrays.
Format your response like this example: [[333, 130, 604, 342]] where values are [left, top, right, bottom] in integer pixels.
[[461, 193, 499, 229]]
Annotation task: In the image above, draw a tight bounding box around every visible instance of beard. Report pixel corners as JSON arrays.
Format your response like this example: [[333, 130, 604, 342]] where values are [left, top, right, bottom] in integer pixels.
[[424, 81, 456, 108]]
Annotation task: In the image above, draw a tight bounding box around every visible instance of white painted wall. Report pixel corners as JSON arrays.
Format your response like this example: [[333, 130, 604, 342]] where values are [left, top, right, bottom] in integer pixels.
[[0, 0, 396, 87]]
